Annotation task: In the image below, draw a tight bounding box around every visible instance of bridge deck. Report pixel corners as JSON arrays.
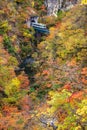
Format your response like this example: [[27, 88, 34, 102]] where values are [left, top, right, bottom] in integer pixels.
[[31, 23, 49, 34]]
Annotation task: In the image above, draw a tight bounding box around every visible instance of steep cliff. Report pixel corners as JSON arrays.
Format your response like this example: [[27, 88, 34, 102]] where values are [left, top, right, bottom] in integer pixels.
[[45, 0, 78, 16]]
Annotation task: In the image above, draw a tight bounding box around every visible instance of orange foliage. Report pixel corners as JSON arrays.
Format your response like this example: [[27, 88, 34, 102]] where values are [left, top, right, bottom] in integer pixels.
[[47, 83, 52, 88], [55, 21, 61, 28], [33, 126, 39, 130], [42, 70, 49, 76], [35, 72, 40, 78], [81, 67, 87, 76], [2, 105, 18, 116], [81, 78, 87, 84], [68, 90, 87, 102], [67, 59, 77, 67], [63, 84, 71, 90], [20, 95, 31, 112], [81, 67, 87, 84], [0, 35, 3, 43], [18, 74, 29, 89]]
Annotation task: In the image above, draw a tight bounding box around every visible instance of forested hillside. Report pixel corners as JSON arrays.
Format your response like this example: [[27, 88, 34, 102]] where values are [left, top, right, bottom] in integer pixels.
[[0, 0, 87, 130]]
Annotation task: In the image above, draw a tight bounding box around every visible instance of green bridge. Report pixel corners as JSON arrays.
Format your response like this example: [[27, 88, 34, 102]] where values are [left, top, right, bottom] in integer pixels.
[[31, 23, 49, 34]]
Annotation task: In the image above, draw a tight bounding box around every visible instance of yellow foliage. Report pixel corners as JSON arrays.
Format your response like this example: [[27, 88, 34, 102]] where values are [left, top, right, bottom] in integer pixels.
[[81, 0, 87, 4], [1, 21, 8, 28], [11, 35, 17, 42], [48, 90, 71, 113], [23, 32, 32, 38], [0, 10, 4, 14], [8, 56, 18, 66], [0, 20, 12, 31], [48, 91, 55, 96], [11, 77, 20, 87], [31, 1, 34, 7], [76, 99, 87, 124], [5, 77, 20, 96], [49, 27, 55, 32], [75, 126, 81, 130], [76, 105, 87, 116]]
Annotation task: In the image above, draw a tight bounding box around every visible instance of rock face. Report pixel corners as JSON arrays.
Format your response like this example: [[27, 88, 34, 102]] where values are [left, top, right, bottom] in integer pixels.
[[45, 0, 59, 16], [45, 0, 78, 16]]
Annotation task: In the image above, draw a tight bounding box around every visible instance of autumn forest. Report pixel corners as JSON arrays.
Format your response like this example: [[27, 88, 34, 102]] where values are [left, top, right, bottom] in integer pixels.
[[0, 0, 87, 130]]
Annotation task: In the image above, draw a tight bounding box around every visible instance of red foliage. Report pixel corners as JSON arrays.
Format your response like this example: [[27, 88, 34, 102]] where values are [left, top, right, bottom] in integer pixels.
[[2, 105, 18, 116], [81, 78, 87, 84], [81, 67, 87, 75], [63, 84, 71, 90], [18, 74, 30, 89], [42, 70, 49, 76], [47, 83, 52, 88], [20, 95, 32, 112], [67, 90, 87, 102], [55, 22, 61, 28]]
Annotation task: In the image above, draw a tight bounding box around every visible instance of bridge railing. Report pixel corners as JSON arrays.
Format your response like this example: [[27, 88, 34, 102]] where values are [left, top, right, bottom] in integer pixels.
[[31, 22, 49, 34]]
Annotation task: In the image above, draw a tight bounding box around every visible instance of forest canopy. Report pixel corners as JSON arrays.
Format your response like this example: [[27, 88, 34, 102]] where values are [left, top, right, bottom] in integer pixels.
[[0, 0, 87, 130]]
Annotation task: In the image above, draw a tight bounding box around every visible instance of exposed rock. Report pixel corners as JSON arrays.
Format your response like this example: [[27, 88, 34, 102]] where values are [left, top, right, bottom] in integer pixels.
[[45, 0, 78, 16], [45, 0, 59, 16]]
